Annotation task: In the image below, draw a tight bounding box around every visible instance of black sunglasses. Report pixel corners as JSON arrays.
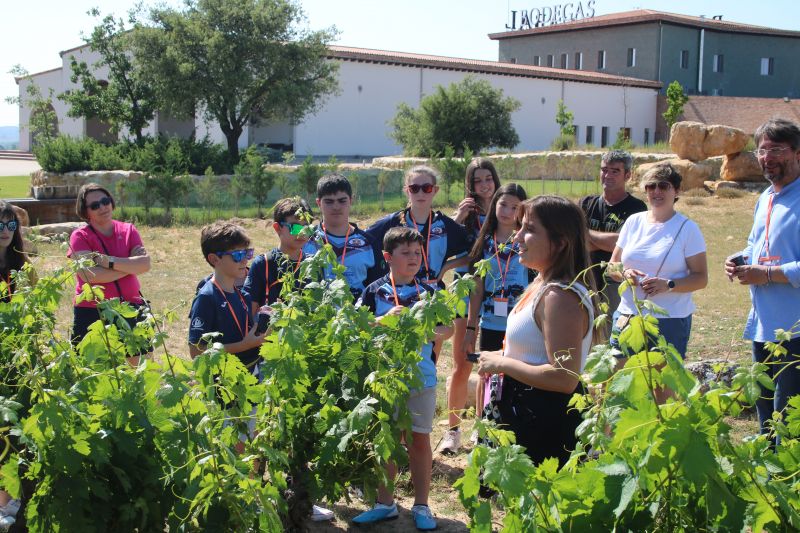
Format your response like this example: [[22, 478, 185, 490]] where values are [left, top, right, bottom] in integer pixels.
[[87, 196, 113, 211], [407, 183, 435, 194], [0, 220, 18, 232], [644, 181, 673, 192]]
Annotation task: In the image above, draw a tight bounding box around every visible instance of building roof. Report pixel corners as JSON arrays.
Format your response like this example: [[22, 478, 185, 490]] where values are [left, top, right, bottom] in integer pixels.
[[14, 66, 62, 84], [680, 96, 800, 134], [489, 9, 800, 40], [327, 45, 661, 89]]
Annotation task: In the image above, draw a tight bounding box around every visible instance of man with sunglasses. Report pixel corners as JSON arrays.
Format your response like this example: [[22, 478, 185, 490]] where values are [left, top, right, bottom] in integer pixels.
[[725, 118, 800, 442], [303, 174, 382, 300], [579, 150, 646, 333]]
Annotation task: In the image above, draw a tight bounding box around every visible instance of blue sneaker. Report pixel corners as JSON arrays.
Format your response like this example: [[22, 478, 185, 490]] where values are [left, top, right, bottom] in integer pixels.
[[352, 501, 399, 524], [412, 504, 437, 530]]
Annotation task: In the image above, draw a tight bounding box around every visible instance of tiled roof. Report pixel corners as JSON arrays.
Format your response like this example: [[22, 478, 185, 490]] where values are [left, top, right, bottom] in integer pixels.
[[490, 9, 800, 40], [327, 45, 661, 89], [680, 96, 800, 134]]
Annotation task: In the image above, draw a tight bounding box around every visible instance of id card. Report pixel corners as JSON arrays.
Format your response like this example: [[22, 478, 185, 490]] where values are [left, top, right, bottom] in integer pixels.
[[493, 297, 509, 317], [424, 279, 439, 286]]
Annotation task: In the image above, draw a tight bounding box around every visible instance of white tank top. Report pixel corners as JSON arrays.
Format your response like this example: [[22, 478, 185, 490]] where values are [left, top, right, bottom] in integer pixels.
[[504, 282, 594, 371]]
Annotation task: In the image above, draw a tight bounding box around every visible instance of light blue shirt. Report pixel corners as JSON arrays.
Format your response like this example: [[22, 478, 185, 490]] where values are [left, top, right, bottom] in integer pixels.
[[742, 177, 800, 342]]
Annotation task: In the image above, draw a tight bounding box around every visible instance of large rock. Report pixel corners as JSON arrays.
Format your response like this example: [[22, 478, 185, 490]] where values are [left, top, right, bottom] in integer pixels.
[[669, 121, 708, 161], [703, 125, 749, 158], [632, 158, 713, 190], [720, 151, 766, 182]]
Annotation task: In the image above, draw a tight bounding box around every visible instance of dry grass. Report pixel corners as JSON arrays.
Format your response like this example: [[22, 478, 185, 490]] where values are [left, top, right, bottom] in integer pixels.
[[28, 193, 763, 530]]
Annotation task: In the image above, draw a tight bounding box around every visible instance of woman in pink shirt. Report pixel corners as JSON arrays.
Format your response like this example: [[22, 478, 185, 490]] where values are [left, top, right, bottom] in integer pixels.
[[68, 183, 151, 356]]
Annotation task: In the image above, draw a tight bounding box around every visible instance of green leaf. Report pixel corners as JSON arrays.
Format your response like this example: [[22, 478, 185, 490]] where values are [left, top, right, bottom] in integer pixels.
[[0, 456, 20, 498]]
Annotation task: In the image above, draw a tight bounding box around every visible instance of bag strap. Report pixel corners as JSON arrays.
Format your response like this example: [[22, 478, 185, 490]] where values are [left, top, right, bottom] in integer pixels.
[[654, 217, 689, 279], [86, 224, 125, 302]]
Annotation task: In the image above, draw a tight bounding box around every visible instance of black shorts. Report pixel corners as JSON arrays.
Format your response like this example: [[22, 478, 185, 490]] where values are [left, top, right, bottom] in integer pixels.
[[479, 328, 505, 351], [72, 304, 151, 356]]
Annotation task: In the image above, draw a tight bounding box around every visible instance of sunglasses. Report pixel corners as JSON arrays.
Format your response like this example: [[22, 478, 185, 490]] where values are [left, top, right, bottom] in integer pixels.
[[216, 248, 255, 263], [279, 221, 307, 235], [0, 220, 18, 232], [644, 181, 673, 192], [407, 183, 435, 194], [87, 196, 113, 211]]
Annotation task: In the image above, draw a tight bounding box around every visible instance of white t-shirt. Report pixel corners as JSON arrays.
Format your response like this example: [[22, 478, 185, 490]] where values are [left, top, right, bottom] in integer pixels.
[[617, 211, 706, 318]]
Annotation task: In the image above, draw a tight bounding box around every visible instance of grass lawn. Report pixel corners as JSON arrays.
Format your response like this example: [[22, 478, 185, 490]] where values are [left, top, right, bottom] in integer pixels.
[[28, 191, 760, 531], [0, 175, 31, 198]]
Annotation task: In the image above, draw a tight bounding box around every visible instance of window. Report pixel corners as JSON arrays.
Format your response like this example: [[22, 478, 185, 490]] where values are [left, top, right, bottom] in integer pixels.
[[621, 128, 631, 141], [713, 54, 724, 73], [601, 126, 609, 147], [560, 53, 568, 69], [532, 55, 540, 66], [547, 54, 554, 67], [585, 126, 594, 145], [597, 50, 606, 69], [574, 52, 583, 70], [761, 57, 774, 76], [644, 128, 650, 146], [627, 48, 636, 67], [680, 50, 689, 69]]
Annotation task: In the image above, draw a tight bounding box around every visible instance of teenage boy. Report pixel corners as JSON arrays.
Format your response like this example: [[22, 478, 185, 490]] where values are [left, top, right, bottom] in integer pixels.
[[303, 173, 382, 300], [188, 222, 264, 368], [354, 227, 450, 531], [244, 197, 312, 314]]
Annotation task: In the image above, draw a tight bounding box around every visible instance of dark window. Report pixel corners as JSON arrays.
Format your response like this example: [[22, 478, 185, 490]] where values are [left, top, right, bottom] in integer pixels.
[[560, 53, 568, 69], [621, 128, 631, 140], [680, 50, 689, 69], [574, 52, 583, 70], [508, 57, 517, 64], [597, 50, 606, 69], [713, 54, 724, 73], [532, 55, 540, 66], [586, 126, 594, 144], [644, 128, 650, 145], [627, 48, 636, 67], [547, 54, 554, 67], [761, 57, 774, 76], [601, 126, 609, 147]]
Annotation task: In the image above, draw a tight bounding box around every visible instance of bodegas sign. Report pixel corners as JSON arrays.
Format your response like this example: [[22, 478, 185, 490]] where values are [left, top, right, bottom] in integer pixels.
[[506, 1, 596, 30]]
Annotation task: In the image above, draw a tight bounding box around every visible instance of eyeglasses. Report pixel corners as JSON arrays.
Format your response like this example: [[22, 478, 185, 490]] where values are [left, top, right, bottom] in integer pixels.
[[87, 197, 113, 211], [216, 248, 254, 263], [644, 181, 673, 192], [755, 146, 791, 157], [406, 183, 435, 194], [0, 220, 18, 232], [279, 221, 307, 235]]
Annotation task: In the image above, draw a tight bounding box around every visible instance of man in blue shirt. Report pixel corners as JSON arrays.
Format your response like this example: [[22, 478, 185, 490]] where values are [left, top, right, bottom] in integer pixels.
[[725, 118, 800, 440]]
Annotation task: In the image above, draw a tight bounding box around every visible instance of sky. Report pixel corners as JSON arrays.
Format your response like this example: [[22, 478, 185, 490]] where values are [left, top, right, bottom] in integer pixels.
[[1, 0, 798, 128]]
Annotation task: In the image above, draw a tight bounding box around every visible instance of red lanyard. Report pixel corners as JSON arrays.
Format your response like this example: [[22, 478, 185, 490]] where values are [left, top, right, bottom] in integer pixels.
[[493, 233, 513, 289], [761, 192, 776, 261], [389, 272, 421, 306], [211, 276, 250, 338], [408, 210, 432, 276], [321, 223, 351, 265]]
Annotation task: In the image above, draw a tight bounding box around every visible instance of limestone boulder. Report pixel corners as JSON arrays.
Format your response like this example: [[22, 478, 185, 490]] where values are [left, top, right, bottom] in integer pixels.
[[632, 158, 712, 190], [703, 125, 749, 158], [720, 151, 765, 182], [669, 121, 708, 161]]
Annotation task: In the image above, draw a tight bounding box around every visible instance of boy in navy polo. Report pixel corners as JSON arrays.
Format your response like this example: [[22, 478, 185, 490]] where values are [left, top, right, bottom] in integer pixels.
[[354, 227, 448, 531], [303, 173, 382, 300], [244, 197, 312, 314], [189, 222, 265, 368]]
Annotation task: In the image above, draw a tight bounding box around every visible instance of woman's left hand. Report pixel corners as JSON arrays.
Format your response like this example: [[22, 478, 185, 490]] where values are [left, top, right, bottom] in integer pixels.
[[640, 276, 669, 296], [476, 350, 504, 376]]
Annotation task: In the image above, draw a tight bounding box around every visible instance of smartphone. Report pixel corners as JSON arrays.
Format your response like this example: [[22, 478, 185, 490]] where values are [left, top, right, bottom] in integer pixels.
[[255, 311, 271, 335], [730, 254, 746, 267], [466, 352, 480, 363]]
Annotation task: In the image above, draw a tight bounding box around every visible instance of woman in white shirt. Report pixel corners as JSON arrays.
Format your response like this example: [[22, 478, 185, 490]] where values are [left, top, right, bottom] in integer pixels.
[[608, 164, 708, 360], [476, 195, 596, 466]]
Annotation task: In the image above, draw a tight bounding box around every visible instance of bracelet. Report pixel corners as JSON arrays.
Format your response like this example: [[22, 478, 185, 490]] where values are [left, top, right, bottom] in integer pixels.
[[767, 266, 772, 284], [466, 326, 476, 331]]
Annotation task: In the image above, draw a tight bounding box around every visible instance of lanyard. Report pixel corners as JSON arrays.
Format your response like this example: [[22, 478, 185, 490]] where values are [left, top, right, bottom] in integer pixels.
[[761, 192, 776, 260], [211, 276, 250, 338], [389, 272, 420, 306], [267, 251, 303, 290], [493, 233, 513, 289], [321, 223, 351, 266], [407, 209, 432, 276]]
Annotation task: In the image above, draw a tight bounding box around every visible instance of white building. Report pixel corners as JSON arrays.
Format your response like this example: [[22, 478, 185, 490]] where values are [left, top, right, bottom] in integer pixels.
[[17, 43, 660, 156]]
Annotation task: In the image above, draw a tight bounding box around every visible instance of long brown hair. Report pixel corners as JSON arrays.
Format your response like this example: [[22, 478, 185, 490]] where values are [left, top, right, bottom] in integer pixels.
[[463, 158, 501, 234], [468, 183, 527, 263], [0, 200, 30, 289]]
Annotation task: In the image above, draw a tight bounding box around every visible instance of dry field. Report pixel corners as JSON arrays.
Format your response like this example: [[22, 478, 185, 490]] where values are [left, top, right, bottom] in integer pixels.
[[28, 191, 761, 531]]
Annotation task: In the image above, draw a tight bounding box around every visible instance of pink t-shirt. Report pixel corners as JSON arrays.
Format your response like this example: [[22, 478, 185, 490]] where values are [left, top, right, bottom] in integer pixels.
[[69, 220, 144, 307]]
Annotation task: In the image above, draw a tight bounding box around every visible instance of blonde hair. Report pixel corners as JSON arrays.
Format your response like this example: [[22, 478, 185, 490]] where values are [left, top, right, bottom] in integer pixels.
[[404, 165, 439, 185]]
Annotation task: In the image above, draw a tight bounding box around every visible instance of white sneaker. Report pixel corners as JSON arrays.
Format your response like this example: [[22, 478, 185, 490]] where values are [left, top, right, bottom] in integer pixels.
[[438, 428, 461, 455], [311, 504, 334, 522], [469, 429, 479, 445]]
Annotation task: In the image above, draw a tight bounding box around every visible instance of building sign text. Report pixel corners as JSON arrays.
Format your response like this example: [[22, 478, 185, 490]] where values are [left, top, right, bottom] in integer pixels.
[[506, 1, 596, 30]]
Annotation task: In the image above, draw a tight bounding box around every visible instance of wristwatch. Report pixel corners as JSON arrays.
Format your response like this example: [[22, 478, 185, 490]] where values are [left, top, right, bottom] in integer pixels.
[[667, 279, 675, 291], [108, 259, 115, 270]]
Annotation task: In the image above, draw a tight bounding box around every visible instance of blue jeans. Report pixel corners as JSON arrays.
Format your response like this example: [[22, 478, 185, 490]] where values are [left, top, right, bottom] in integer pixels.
[[752, 337, 800, 442], [610, 310, 693, 359]]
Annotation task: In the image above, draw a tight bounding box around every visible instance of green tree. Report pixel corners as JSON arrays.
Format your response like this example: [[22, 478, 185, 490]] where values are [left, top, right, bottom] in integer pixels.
[[7, 66, 59, 146], [59, 9, 158, 144], [391, 76, 520, 157], [555, 99, 576, 137], [235, 147, 275, 217], [663, 80, 689, 131], [133, 0, 339, 161], [297, 156, 321, 202], [434, 144, 474, 203]]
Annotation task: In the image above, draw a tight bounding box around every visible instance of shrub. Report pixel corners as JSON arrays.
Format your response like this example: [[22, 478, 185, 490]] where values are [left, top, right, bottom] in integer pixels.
[[33, 136, 96, 173], [716, 187, 746, 199], [550, 133, 577, 151]]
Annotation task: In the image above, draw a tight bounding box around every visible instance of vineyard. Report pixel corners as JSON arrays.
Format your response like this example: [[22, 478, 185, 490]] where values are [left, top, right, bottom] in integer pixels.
[[1, 195, 798, 531]]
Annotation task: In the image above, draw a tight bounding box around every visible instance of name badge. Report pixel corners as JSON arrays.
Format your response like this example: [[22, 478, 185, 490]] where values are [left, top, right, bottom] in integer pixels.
[[424, 279, 439, 287], [758, 255, 781, 266], [493, 297, 509, 317]]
